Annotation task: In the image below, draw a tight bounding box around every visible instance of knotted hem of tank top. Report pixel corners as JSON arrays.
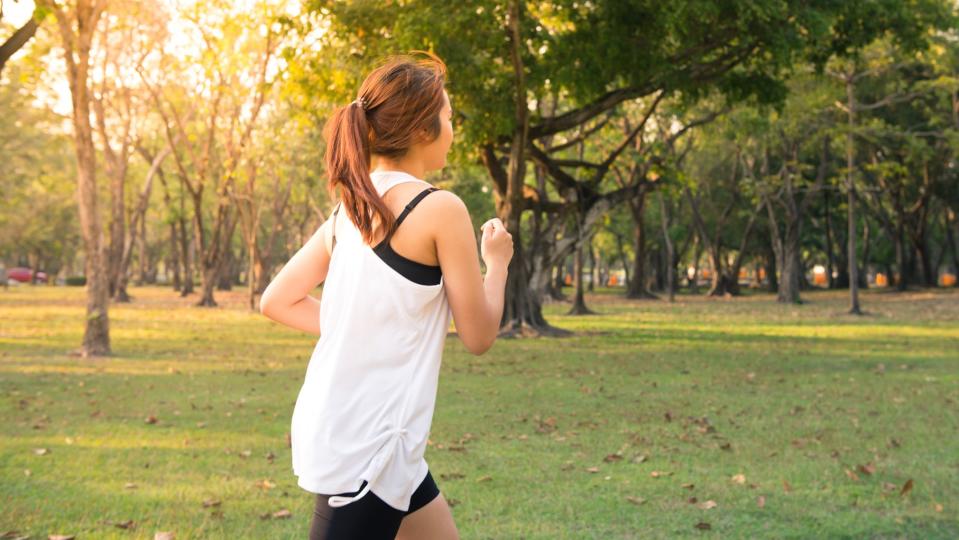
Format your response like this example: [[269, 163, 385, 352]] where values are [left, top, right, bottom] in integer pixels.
[[326, 426, 410, 508]]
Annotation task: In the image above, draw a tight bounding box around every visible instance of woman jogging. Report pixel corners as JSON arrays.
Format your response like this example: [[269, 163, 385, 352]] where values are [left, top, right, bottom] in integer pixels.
[[259, 52, 513, 539]]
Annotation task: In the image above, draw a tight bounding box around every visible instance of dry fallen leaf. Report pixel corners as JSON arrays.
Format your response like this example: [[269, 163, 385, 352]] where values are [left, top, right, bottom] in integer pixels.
[[681, 483, 695, 490], [757, 495, 766, 508], [49, 535, 76, 540], [626, 496, 647, 506], [900, 479, 913, 497], [934, 503, 943, 513], [33, 448, 50, 456], [124, 482, 137, 489], [783, 480, 792, 493], [272, 509, 291, 519], [845, 469, 860, 481], [202, 499, 221, 508], [731, 474, 746, 484], [255, 479, 276, 490], [113, 520, 136, 530], [858, 463, 876, 476], [586, 466, 600, 473], [154, 532, 175, 540], [477, 475, 492, 482], [144, 415, 158, 424], [694, 522, 711, 530], [650, 471, 672, 478], [603, 454, 623, 463], [697, 500, 718, 510]]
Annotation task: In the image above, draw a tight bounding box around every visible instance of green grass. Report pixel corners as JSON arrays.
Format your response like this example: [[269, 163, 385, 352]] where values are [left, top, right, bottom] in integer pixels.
[[2, 284, 957, 539]]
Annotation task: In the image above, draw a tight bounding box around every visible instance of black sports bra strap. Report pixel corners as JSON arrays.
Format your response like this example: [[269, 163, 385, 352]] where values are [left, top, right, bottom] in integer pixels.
[[393, 187, 439, 230], [379, 187, 440, 245]]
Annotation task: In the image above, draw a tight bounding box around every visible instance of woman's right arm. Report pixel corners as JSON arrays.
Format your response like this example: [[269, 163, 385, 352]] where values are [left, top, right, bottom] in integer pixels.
[[432, 191, 513, 355]]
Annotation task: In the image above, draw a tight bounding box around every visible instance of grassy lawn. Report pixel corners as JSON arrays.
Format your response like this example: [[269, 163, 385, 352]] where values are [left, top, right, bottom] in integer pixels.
[[1, 284, 957, 539]]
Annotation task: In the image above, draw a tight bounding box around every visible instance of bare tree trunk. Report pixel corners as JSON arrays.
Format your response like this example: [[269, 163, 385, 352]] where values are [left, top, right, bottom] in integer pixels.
[[626, 187, 657, 299], [179, 208, 194, 296], [859, 217, 871, 289], [480, 1, 569, 337], [587, 236, 597, 292], [135, 206, 148, 285], [824, 188, 836, 288], [156, 165, 181, 291], [45, 0, 111, 356], [846, 75, 862, 314], [567, 242, 595, 315], [657, 192, 675, 302]]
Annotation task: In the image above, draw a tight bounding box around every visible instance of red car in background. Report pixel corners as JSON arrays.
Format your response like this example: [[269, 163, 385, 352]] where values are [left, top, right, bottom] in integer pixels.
[[6, 267, 49, 284]]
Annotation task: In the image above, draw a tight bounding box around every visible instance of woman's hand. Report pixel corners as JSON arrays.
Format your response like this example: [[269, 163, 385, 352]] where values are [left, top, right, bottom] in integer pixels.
[[480, 217, 513, 271]]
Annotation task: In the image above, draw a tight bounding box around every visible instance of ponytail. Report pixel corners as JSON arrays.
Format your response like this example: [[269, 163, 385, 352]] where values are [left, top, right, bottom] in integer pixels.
[[323, 52, 447, 246], [324, 100, 395, 246]]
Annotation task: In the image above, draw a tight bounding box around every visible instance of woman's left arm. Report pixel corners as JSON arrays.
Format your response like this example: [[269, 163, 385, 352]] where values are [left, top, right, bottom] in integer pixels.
[[259, 218, 333, 335]]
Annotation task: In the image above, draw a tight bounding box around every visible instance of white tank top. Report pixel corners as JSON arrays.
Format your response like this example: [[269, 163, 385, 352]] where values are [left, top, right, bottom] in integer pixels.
[[290, 170, 452, 512]]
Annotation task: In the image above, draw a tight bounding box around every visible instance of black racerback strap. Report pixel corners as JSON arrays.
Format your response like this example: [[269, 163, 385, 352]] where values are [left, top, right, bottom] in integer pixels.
[[331, 186, 440, 252], [388, 187, 440, 239]]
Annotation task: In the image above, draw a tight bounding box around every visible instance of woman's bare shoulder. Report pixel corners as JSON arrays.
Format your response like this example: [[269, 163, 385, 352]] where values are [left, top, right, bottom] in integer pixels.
[[422, 188, 469, 220]]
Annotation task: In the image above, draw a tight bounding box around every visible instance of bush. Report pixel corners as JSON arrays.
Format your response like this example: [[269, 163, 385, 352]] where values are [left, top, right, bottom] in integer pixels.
[[65, 276, 86, 286]]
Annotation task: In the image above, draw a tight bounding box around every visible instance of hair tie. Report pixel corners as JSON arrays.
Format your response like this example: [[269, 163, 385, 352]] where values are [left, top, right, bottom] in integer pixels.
[[352, 97, 368, 110]]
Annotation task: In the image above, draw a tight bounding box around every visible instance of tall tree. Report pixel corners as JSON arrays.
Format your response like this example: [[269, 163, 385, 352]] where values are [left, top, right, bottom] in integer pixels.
[[38, 0, 110, 356]]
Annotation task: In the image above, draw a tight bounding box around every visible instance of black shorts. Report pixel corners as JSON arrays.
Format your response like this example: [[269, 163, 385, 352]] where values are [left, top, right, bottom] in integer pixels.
[[309, 469, 441, 540]]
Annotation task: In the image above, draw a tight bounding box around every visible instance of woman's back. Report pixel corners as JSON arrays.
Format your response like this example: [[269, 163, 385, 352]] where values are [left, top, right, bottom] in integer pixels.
[[291, 170, 452, 512]]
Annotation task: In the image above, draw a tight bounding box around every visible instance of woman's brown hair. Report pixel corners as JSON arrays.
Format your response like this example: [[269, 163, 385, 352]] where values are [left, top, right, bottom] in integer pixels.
[[323, 51, 448, 246]]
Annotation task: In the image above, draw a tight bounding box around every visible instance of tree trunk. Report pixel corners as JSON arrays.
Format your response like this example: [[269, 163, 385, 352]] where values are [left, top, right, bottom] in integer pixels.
[[155, 164, 181, 291], [567, 242, 595, 315], [859, 217, 871, 289], [845, 75, 862, 314], [49, 0, 111, 355], [626, 188, 656, 299], [657, 192, 675, 302], [179, 214, 194, 296], [217, 247, 235, 291], [481, 1, 569, 336], [587, 238, 598, 292], [895, 207, 907, 290]]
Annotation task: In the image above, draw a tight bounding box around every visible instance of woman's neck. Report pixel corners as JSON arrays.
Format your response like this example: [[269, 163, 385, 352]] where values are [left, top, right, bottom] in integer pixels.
[[370, 154, 425, 180]]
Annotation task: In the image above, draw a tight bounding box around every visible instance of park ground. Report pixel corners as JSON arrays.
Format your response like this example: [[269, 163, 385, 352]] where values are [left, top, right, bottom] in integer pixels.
[[1, 285, 957, 539]]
